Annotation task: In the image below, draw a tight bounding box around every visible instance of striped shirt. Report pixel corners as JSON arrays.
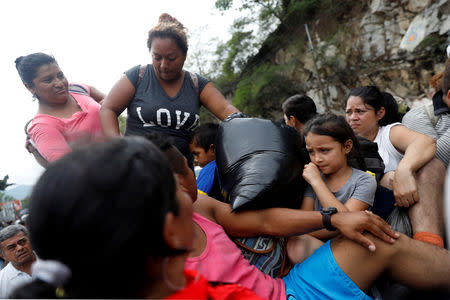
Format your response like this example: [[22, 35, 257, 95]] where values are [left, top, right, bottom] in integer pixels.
[[402, 105, 450, 168]]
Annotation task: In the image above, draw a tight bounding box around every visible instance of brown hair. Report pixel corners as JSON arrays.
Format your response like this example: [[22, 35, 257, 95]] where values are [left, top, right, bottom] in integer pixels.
[[147, 13, 188, 55], [429, 71, 443, 93]]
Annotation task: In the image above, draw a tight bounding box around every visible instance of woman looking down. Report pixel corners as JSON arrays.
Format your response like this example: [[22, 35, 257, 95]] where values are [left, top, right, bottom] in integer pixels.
[[100, 13, 239, 169]]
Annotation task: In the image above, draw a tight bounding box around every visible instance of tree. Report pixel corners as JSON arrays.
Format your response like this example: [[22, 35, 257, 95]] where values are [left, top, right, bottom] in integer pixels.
[[215, 0, 321, 29], [184, 24, 218, 78], [211, 0, 328, 115], [0, 175, 15, 209], [20, 196, 30, 209], [211, 0, 284, 83], [215, 18, 255, 80], [213, 0, 325, 80], [0, 193, 14, 204], [215, 0, 291, 29], [0, 175, 14, 191]]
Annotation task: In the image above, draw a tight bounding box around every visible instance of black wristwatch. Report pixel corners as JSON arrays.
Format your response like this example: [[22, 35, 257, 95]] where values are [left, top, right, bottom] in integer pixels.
[[320, 207, 338, 231]]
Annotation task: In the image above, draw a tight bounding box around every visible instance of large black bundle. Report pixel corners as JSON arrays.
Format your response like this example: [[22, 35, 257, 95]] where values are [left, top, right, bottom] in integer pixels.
[[215, 113, 306, 211], [354, 135, 385, 182]]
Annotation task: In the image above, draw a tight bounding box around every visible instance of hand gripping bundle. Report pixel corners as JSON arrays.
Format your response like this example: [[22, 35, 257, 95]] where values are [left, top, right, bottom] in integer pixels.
[[215, 113, 306, 211]]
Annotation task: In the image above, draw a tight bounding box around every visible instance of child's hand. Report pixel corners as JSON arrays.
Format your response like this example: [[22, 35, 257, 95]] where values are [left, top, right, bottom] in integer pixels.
[[302, 163, 321, 185]]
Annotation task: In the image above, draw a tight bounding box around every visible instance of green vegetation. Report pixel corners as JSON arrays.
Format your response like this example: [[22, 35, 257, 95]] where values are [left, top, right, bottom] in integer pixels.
[[211, 0, 340, 118], [0, 175, 15, 213], [286, 0, 322, 20], [0, 175, 13, 191], [233, 64, 297, 117], [199, 106, 220, 124], [118, 115, 127, 134], [214, 20, 255, 88], [414, 34, 441, 53], [21, 196, 30, 209], [0, 192, 14, 207]]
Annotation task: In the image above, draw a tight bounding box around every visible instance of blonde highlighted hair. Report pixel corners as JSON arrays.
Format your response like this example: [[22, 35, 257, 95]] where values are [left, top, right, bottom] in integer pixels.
[[147, 13, 188, 55]]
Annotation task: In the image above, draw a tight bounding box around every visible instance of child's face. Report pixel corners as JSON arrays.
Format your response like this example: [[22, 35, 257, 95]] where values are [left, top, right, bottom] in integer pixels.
[[189, 141, 215, 168], [305, 133, 352, 175]]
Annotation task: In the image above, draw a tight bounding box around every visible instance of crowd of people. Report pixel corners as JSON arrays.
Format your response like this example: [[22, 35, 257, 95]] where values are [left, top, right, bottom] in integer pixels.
[[0, 12, 449, 299]]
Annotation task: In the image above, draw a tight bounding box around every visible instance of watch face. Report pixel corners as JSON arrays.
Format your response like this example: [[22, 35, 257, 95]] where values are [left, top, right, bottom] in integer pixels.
[[323, 207, 337, 214]]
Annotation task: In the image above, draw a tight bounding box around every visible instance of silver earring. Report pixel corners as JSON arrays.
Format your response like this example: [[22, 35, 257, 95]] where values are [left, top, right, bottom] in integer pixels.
[[32, 94, 37, 101]]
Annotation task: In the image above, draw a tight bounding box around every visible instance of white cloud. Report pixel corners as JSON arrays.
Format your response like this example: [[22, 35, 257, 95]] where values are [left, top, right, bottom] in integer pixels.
[[0, 0, 238, 185]]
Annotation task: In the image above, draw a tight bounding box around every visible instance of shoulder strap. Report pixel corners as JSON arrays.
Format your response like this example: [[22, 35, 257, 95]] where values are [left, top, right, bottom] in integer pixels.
[[189, 72, 199, 97], [424, 102, 440, 127], [24, 119, 33, 139], [69, 83, 89, 96], [137, 65, 146, 85], [24, 119, 49, 168], [232, 236, 277, 254]]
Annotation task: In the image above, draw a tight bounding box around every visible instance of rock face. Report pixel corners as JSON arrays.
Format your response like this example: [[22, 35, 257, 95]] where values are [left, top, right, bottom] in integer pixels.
[[400, 1, 445, 51], [268, 0, 450, 114]]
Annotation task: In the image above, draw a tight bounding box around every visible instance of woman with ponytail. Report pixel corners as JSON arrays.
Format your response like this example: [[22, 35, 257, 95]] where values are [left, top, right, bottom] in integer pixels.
[[345, 86, 444, 248], [15, 52, 105, 166]]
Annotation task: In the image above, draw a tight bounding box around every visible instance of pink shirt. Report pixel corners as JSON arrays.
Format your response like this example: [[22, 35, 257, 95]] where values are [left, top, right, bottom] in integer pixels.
[[185, 213, 286, 300], [28, 87, 104, 162]]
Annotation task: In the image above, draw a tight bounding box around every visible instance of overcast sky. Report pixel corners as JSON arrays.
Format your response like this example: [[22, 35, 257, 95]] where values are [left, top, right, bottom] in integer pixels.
[[0, 0, 240, 187]]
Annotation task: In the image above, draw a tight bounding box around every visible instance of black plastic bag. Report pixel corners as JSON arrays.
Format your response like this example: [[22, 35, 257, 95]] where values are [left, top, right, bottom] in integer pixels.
[[215, 113, 306, 211], [371, 185, 396, 220], [349, 135, 385, 183]]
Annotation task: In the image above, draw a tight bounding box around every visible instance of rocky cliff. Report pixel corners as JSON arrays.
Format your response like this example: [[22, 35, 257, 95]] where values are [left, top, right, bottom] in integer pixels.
[[233, 0, 450, 118]]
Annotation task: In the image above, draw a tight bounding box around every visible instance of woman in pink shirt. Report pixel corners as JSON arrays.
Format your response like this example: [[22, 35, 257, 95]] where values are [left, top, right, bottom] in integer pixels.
[[15, 52, 105, 165]]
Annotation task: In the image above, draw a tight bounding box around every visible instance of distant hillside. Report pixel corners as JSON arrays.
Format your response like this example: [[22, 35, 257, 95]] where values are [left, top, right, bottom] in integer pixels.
[[4, 185, 33, 200], [225, 0, 450, 118]]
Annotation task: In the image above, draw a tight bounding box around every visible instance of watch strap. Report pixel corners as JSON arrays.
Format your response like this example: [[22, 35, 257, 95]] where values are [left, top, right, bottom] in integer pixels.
[[321, 208, 337, 231]]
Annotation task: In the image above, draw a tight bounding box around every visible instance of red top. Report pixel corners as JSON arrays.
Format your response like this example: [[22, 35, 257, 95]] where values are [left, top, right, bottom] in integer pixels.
[[166, 269, 265, 300]]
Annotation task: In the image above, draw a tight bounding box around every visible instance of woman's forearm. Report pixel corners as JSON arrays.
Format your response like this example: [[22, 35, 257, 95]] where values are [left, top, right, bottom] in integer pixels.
[[391, 126, 436, 173], [309, 228, 339, 240], [220, 103, 240, 120], [100, 107, 121, 139], [99, 75, 135, 138], [398, 134, 436, 173], [200, 83, 240, 120], [89, 86, 106, 103]]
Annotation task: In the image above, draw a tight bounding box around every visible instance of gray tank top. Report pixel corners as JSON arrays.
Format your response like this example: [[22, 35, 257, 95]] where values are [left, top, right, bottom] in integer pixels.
[[124, 64, 209, 160]]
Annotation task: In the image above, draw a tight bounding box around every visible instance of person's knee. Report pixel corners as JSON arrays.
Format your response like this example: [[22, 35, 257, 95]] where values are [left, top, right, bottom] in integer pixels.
[[332, 232, 402, 261], [287, 235, 323, 264], [366, 232, 413, 262]]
